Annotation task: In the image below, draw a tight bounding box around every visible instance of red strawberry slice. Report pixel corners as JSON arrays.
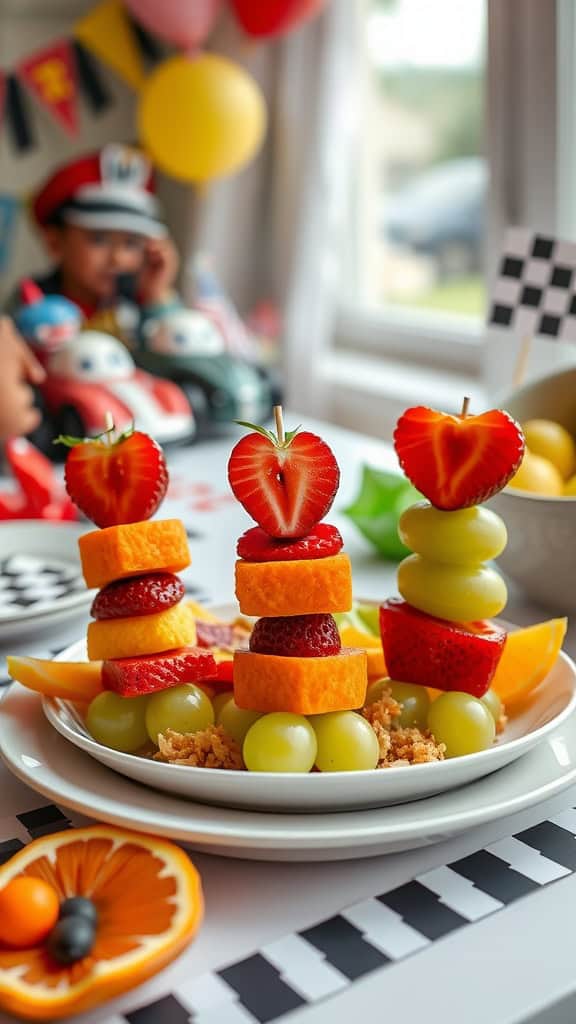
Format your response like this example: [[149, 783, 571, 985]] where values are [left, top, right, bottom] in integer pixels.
[[379, 598, 506, 697], [250, 614, 341, 657], [102, 647, 217, 698], [91, 573, 184, 620], [394, 405, 525, 510], [62, 424, 168, 528], [228, 425, 340, 538], [237, 523, 343, 561]]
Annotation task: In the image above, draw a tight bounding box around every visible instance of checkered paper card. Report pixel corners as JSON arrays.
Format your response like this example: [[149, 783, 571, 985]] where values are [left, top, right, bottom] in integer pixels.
[[5, 802, 576, 1024], [489, 227, 576, 341]]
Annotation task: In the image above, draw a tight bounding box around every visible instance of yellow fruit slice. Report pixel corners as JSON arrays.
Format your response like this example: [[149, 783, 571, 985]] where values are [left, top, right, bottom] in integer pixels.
[[0, 825, 203, 1021], [186, 599, 223, 623], [6, 657, 103, 702], [340, 626, 386, 678], [491, 618, 567, 705]]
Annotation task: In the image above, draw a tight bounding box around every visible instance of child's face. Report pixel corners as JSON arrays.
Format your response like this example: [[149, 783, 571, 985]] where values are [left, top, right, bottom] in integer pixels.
[[44, 225, 147, 301]]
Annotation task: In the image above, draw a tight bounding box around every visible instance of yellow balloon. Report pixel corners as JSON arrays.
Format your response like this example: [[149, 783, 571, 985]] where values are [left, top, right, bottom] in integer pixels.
[[138, 54, 267, 184]]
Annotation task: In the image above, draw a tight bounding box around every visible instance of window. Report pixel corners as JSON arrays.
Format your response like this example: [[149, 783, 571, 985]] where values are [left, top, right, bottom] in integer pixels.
[[333, 0, 558, 384]]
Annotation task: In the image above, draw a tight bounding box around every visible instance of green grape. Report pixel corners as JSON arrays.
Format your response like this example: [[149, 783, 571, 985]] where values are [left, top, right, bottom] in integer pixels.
[[399, 502, 507, 565], [311, 711, 379, 771], [145, 684, 214, 745], [243, 713, 317, 773], [218, 699, 263, 746], [387, 681, 430, 728], [481, 688, 503, 723], [365, 676, 392, 706], [86, 692, 149, 753], [427, 692, 496, 757], [398, 554, 507, 621], [212, 692, 233, 720]]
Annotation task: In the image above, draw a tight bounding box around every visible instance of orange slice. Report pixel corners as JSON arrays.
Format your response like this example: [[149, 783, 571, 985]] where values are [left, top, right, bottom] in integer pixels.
[[491, 617, 568, 706], [0, 825, 203, 1021], [6, 657, 103, 702], [339, 626, 386, 679]]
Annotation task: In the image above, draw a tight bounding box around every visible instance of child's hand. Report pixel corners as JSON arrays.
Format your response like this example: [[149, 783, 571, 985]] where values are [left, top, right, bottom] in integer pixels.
[[0, 318, 46, 441], [138, 238, 180, 306]]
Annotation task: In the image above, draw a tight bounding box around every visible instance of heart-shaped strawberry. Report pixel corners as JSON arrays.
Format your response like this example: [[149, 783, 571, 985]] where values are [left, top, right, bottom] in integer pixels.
[[394, 404, 525, 510], [228, 417, 340, 538], [60, 423, 168, 528]]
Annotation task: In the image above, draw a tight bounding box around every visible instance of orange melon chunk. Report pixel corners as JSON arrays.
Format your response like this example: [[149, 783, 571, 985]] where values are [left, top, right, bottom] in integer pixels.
[[87, 602, 196, 661], [79, 519, 190, 589], [339, 626, 386, 679], [6, 657, 103, 702], [234, 647, 367, 714], [235, 553, 353, 617]]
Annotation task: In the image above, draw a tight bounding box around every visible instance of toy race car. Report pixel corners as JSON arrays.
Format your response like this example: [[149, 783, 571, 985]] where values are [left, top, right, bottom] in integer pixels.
[[42, 331, 195, 445], [136, 308, 273, 429], [13, 283, 195, 452]]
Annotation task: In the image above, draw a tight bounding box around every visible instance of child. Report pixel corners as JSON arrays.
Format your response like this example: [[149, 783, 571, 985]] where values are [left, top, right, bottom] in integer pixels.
[[11, 143, 180, 343], [0, 317, 45, 440]]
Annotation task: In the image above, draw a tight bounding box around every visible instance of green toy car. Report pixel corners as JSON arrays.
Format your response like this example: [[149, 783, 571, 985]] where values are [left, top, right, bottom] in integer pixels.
[[136, 308, 274, 429]]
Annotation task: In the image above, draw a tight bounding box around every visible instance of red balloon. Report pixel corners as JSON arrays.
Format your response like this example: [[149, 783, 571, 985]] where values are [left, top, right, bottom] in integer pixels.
[[229, 0, 327, 39]]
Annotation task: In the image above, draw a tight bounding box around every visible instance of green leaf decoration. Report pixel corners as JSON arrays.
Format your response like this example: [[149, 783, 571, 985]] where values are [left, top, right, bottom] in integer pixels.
[[234, 420, 301, 448], [343, 465, 422, 561]]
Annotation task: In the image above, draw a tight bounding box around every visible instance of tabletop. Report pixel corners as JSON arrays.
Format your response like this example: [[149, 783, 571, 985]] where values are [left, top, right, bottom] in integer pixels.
[[0, 418, 575, 1024]]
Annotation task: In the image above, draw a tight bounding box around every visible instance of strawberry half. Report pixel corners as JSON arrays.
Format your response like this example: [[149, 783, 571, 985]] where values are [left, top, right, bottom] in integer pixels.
[[394, 405, 525, 510], [60, 424, 168, 528], [228, 419, 340, 538], [380, 598, 506, 697]]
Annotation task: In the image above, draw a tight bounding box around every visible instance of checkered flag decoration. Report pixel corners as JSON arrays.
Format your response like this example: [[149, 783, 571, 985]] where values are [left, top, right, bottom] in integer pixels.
[[489, 227, 576, 341]]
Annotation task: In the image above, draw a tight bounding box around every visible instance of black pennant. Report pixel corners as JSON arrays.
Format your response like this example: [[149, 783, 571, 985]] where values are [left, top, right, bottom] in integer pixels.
[[128, 16, 165, 64], [5, 74, 34, 152], [73, 40, 112, 114]]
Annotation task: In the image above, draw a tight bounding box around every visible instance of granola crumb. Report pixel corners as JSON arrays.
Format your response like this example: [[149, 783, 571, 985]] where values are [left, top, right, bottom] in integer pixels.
[[362, 691, 446, 766], [154, 725, 245, 769], [496, 706, 508, 734]]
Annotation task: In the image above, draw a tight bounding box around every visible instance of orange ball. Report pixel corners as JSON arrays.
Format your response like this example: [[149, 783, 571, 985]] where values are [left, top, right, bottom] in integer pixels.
[[0, 876, 60, 948]]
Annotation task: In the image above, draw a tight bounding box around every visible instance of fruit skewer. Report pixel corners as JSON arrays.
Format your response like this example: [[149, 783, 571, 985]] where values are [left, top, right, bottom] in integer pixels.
[[228, 407, 380, 771]]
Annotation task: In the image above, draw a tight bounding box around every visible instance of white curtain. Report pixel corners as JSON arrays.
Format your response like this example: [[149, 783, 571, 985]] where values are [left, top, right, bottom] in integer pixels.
[[178, 0, 358, 416]]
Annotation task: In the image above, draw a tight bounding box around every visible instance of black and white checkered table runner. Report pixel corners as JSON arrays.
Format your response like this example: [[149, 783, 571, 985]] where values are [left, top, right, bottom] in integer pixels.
[[4, 801, 576, 1024], [488, 228, 576, 340]]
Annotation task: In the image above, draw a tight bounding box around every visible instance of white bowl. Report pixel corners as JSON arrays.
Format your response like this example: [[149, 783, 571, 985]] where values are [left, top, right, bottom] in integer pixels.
[[490, 366, 576, 611], [43, 633, 576, 813]]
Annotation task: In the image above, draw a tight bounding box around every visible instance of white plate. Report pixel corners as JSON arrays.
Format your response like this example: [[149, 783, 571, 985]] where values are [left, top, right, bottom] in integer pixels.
[[5, 684, 576, 861], [0, 521, 93, 642], [43, 630, 576, 813]]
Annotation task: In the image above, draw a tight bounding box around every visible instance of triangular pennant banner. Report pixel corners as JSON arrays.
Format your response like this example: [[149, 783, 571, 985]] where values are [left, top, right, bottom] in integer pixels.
[[0, 195, 19, 273], [19, 39, 78, 136], [73, 40, 113, 114], [0, 73, 5, 133], [74, 0, 145, 92], [5, 75, 34, 152]]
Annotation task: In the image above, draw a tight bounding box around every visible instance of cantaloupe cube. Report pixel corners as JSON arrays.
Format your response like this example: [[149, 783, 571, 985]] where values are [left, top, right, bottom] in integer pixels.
[[233, 647, 367, 714], [87, 602, 196, 660], [235, 553, 352, 617], [79, 519, 190, 589]]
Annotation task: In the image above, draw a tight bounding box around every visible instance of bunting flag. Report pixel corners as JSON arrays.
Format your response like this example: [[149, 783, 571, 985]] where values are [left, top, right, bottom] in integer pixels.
[[72, 41, 113, 114], [74, 0, 146, 92], [0, 196, 19, 273], [5, 75, 34, 153], [19, 40, 78, 137], [0, 73, 5, 133]]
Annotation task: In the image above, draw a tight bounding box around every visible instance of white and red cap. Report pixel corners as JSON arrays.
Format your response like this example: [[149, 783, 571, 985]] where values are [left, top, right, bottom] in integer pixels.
[[31, 144, 166, 238]]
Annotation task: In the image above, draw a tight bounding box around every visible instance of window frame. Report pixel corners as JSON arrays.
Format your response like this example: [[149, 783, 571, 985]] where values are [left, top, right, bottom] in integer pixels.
[[332, 0, 559, 379]]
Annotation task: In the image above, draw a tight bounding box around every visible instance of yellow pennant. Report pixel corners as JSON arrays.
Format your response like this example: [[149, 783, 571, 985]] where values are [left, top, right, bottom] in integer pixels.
[[74, 0, 145, 92]]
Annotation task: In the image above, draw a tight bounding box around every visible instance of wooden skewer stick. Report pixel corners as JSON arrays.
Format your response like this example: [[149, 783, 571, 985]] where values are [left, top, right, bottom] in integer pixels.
[[461, 396, 471, 417], [274, 405, 285, 444], [513, 335, 532, 389]]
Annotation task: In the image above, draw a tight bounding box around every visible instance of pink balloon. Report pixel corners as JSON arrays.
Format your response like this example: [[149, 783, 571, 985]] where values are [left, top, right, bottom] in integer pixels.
[[124, 0, 223, 50]]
